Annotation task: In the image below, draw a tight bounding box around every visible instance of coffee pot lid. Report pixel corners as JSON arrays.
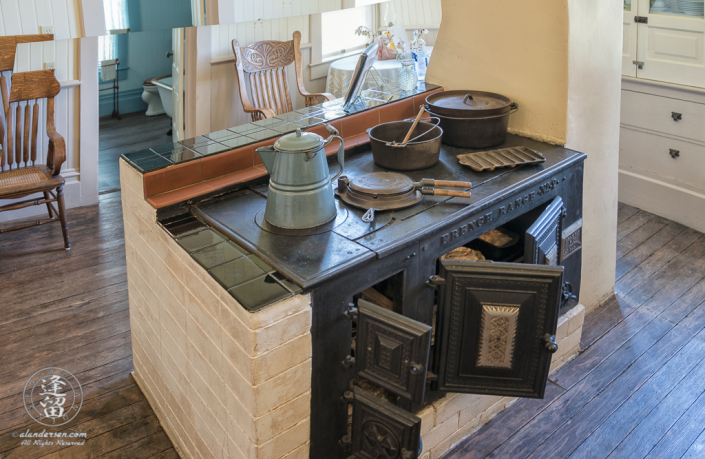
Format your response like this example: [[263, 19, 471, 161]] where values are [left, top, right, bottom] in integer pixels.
[[274, 128, 324, 152]]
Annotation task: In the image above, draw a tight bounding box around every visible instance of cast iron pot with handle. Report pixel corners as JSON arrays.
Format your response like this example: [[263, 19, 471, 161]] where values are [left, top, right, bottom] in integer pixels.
[[424, 90, 519, 149], [366, 117, 443, 170]]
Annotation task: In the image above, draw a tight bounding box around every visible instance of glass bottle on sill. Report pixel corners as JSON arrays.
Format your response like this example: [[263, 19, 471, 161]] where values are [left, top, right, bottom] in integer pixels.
[[398, 56, 418, 91], [412, 37, 427, 81]]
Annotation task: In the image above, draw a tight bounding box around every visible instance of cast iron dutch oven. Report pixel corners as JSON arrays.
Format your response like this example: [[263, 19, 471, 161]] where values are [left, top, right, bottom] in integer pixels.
[[424, 90, 519, 149]]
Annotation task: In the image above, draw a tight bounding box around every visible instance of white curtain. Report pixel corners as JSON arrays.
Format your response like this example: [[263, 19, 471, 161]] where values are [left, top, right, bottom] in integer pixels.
[[99, 0, 130, 62]]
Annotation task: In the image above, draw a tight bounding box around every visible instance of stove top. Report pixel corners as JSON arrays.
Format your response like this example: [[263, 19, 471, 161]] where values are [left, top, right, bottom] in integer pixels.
[[191, 134, 583, 289]]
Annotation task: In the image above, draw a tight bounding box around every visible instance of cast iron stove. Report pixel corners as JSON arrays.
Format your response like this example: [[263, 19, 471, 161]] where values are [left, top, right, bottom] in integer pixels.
[[188, 135, 587, 459]]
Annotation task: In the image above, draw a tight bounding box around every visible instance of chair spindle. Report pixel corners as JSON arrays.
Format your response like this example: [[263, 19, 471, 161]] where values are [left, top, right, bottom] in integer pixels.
[[23, 101, 30, 164], [282, 67, 292, 113], [6, 105, 12, 168], [15, 103, 21, 166], [31, 101, 39, 164]]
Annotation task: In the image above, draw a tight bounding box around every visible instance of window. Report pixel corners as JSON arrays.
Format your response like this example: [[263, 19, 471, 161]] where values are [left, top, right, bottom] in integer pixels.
[[99, 0, 130, 62], [321, 6, 375, 59]]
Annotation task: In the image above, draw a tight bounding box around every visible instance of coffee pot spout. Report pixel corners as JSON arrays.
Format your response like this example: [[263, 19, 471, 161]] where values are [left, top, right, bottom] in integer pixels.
[[255, 146, 277, 173]]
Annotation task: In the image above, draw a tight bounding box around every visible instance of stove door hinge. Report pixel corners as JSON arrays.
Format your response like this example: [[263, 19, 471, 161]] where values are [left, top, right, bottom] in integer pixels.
[[339, 434, 352, 452], [562, 282, 578, 306], [342, 355, 356, 368], [425, 275, 446, 290], [634, 16, 648, 23], [343, 303, 358, 321]]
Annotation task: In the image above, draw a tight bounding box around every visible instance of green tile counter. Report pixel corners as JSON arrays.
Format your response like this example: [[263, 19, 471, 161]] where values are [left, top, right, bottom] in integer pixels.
[[162, 213, 302, 312]]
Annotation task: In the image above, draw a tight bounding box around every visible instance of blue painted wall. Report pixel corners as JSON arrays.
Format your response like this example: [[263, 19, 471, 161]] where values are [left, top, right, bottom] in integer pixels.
[[100, 0, 191, 117]]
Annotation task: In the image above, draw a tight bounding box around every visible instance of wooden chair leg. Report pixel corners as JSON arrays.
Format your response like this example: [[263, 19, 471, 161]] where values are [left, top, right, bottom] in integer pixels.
[[43, 191, 53, 217], [56, 186, 70, 250]]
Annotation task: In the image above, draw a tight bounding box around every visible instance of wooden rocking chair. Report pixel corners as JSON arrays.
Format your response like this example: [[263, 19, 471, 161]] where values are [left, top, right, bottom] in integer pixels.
[[232, 31, 336, 122], [0, 62, 70, 249]]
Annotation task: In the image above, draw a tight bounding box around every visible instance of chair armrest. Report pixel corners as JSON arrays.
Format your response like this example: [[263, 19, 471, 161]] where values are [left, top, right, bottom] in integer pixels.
[[46, 129, 66, 176], [248, 107, 276, 119], [303, 91, 336, 102]]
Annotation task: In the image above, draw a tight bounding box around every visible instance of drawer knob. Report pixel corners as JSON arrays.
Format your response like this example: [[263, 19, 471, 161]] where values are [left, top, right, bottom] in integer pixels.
[[672, 112, 682, 121], [669, 149, 680, 159]]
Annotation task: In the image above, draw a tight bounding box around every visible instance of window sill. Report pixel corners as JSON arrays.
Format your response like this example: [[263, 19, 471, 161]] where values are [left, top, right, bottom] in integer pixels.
[[309, 48, 366, 80], [309, 48, 364, 69]]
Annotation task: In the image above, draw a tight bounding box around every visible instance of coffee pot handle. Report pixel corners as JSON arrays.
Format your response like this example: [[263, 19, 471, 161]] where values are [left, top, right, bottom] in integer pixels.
[[324, 124, 345, 181]]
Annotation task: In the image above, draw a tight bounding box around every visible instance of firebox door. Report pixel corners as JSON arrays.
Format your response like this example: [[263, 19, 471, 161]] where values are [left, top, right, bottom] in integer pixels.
[[353, 198, 566, 404]]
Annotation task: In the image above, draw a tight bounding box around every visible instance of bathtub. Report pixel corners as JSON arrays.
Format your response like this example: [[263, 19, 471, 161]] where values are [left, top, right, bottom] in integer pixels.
[[152, 76, 173, 119]]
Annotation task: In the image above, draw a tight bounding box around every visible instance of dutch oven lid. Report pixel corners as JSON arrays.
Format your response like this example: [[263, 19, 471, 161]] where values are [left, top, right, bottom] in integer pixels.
[[274, 128, 324, 152], [425, 90, 513, 118]]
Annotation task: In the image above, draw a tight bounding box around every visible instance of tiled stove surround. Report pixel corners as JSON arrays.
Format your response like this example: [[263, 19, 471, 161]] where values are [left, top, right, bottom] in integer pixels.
[[120, 89, 586, 459]]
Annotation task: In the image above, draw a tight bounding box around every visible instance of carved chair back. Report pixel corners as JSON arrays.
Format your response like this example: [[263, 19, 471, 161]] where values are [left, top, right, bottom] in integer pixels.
[[232, 31, 334, 122], [232, 38, 296, 121], [0, 34, 55, 172], [2, 70, 63, 175]]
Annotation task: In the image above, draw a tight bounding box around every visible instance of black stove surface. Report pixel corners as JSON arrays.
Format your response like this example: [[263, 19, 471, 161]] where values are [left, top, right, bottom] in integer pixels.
[[192, 134, 584, 289]]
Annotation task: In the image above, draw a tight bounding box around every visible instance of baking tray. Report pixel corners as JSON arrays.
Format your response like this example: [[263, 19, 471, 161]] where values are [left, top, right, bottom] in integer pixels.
[[457, 146, 545, 172]]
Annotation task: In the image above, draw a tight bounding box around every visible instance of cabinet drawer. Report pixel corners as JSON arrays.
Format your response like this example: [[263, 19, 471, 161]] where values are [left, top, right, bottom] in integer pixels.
[[621, 90, 705, 143], [620, 127, 705, 189]]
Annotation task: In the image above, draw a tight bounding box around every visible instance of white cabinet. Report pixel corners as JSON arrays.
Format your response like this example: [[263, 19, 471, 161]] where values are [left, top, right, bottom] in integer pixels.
[[619, 78, 705, 232], [623, 0, 705, 88]]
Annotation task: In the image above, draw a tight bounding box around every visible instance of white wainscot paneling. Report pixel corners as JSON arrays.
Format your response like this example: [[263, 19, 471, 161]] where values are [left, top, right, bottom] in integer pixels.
[[0, 0, 87, 39]]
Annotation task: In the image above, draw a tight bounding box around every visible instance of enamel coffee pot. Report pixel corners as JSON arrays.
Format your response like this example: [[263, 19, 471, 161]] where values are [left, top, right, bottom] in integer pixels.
[[256, 124, 344, 229]]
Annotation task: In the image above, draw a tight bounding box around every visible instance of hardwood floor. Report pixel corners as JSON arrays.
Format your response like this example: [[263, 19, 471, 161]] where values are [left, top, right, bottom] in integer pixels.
[[99, 112, 171, 193], [1, 196, 703, 458], [446, 203, 705, 459], [0, 192, 178, 459]]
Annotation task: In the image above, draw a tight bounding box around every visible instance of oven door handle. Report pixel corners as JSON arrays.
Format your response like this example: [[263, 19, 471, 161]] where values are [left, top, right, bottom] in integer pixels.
[[544, 334, 558, 354]]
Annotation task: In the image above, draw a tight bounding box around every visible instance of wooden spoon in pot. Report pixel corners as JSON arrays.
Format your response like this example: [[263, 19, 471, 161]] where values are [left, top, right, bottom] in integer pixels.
[[400, 106, 426, 145]]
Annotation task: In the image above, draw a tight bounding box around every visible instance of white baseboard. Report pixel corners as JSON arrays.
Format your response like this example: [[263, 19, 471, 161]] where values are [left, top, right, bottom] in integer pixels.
[[619, 168, 705, 233], [0, 179, 98, 224]]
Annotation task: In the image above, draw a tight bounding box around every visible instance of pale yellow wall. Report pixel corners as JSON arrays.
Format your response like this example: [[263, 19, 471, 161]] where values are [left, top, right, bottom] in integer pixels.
[[426, 0, 569, 144], [427, 0, 622, 310]]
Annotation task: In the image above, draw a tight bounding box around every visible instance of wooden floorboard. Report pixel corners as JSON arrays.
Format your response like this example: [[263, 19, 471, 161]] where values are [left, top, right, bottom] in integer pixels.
[[0, 193, 173, 458], [446, 204, 705, 459], [616, 221, 687, 280], [99, 111, 171, 192]]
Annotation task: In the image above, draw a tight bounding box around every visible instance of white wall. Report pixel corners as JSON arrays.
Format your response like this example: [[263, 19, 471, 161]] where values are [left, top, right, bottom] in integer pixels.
[[1, 37, 99, 223], [0, 0, 105, 39], [0, 0, 82, 39], [189, 17, 324, 136], [565, 0, 623, 311], [391, 0, 441, 28], [217, 0, 345, 25]]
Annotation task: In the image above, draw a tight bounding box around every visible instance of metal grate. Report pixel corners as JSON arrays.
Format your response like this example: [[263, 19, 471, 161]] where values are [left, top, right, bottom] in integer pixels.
[[457, 146, 546, 172], [0, 167, 46, 189]]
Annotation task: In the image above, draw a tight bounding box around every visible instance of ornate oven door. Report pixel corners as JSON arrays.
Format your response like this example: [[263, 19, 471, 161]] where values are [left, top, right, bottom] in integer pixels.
[[349, 386, 422, 459], [525, 197, 564, 266], [355, 299, 432, 405], [432, 261, 563, 398]]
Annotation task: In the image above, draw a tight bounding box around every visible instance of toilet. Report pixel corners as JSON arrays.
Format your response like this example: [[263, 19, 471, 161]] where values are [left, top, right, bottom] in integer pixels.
[[141, 74, 170, 116]]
